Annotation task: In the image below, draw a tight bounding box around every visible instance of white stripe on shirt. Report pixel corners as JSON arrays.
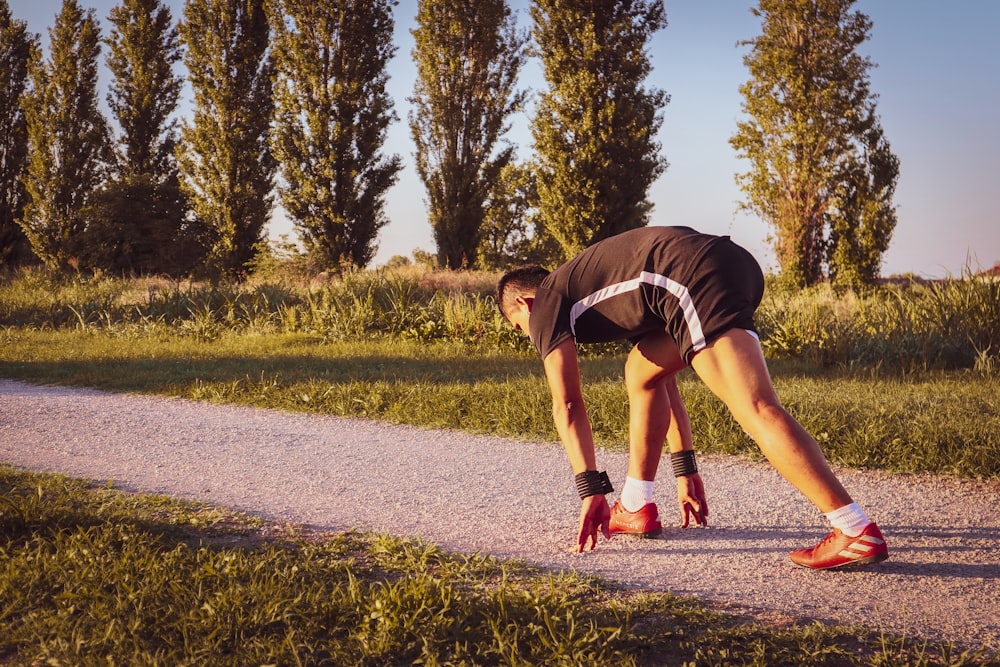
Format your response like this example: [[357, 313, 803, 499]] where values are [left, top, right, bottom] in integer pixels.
[[568, 270, 707, 353]]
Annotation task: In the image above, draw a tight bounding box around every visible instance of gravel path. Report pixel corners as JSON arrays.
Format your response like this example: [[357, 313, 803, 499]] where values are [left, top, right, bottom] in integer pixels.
[[2, 378, 998, 651]]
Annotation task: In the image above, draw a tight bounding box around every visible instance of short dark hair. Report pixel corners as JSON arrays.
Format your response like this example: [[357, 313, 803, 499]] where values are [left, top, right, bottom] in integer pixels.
[[496, 265, 550, 320]]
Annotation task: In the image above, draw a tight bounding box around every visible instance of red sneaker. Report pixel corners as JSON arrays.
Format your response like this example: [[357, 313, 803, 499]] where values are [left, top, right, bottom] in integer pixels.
[[609, 500, 662, 538], [790, 522, 889, 570]]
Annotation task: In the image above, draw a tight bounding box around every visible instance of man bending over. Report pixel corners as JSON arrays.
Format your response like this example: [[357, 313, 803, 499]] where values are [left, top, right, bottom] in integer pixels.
[[496, 226, 888, 569]]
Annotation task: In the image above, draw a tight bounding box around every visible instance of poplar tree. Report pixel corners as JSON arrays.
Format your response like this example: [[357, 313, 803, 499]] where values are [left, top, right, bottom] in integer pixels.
[[730, 0, 898, 288], [21, 0, 110, 270], [0, 1, 36, 268], [530, 0, 668, 263], [270, 0, 401, 270], [409, 0, 526, 269], [92, 0, 190, 275], [477, 160, 560, 270], [177, 0, 274, 278], [827, 123, 898, 288]]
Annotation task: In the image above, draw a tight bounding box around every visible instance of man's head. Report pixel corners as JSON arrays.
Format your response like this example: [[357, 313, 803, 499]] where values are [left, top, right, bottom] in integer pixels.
[[496, 266, 550, 329]]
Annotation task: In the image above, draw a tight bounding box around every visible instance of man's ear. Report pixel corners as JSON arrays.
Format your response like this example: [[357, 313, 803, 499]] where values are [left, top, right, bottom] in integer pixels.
[[516, 295, 534, 312]]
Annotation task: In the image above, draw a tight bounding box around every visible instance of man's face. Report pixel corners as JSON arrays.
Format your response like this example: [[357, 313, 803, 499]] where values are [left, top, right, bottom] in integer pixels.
[[504, 296, 532, 339]]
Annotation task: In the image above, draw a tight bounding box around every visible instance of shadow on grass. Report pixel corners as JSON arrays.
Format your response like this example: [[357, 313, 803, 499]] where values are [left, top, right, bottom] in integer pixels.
[[0, 471, 265, 555], [0, 346, 636, 390], [0, 354, 533, 390]]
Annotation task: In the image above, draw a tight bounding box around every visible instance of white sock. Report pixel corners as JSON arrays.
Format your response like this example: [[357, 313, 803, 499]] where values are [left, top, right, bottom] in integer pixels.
[[825, 502, 871, 537], [620, 476, 655, 512]]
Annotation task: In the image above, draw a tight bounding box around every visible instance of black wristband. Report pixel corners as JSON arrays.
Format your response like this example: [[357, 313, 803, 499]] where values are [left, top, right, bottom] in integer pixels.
[[671, 450, 698, 477], [575, 470, 614, 499]]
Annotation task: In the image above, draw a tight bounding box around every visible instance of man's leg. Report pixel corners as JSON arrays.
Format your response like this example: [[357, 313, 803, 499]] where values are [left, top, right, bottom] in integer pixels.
[[691, 329, 888, 569], [624, 333, 690, 481], [605, 333, 691, 535], [688, 329, 852, 512], [625, 332, 709, 527]]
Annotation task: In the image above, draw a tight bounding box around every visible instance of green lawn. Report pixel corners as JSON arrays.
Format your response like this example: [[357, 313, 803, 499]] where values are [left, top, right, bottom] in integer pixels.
[[2, 328, 997, 478]]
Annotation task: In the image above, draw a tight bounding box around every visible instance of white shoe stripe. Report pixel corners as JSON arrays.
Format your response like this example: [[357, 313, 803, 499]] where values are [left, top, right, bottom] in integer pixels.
[[837, 537, 884, 560]]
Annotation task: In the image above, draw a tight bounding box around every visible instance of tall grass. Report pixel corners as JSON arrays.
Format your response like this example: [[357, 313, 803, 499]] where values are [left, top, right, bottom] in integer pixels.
[[0, 267, 527, 350], [4, 268, 998, 371], [756, 275, 1000, 372]]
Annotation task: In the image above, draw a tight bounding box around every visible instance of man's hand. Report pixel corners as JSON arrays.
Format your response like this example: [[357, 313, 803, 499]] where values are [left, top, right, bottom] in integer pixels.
[[676, 473, 709, 527], [576, 494, 611, 552]]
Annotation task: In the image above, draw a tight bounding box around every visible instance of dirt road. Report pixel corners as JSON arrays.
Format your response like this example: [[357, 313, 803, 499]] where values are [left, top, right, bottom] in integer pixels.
[[2, 379, 997, 651]]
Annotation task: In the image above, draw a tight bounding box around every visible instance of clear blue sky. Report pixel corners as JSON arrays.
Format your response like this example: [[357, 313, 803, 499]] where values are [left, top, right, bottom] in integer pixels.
[[12, 0, 1000, 277]]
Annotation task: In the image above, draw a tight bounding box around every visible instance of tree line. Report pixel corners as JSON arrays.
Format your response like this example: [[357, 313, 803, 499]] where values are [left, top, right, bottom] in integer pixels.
[[0, 0, 897, 288]]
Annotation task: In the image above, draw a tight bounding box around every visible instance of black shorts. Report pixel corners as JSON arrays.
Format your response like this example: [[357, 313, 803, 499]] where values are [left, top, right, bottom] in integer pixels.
[[654, 237, 765, 364]]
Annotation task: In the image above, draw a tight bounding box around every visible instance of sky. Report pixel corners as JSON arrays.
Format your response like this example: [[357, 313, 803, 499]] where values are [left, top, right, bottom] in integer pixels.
[[10, 0, 1000, 277]]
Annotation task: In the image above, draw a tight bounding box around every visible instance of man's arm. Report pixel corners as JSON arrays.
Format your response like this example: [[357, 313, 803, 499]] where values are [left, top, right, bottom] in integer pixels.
[[542, 339, 597, 473], [542, 339, 611, 552], [665, 377, 708, 527]]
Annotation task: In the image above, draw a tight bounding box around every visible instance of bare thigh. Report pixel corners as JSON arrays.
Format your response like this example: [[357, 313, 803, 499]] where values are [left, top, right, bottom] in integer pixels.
[[688, 329, 782, 428], [625, 330, 688, 390]]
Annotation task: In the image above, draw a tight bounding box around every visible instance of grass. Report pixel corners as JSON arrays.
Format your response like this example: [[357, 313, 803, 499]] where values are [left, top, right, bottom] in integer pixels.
[[1, 328, 997, 478], [2, 466, 993, 666], [1, 268, 999, 663], [3, 266, 999, 371]]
